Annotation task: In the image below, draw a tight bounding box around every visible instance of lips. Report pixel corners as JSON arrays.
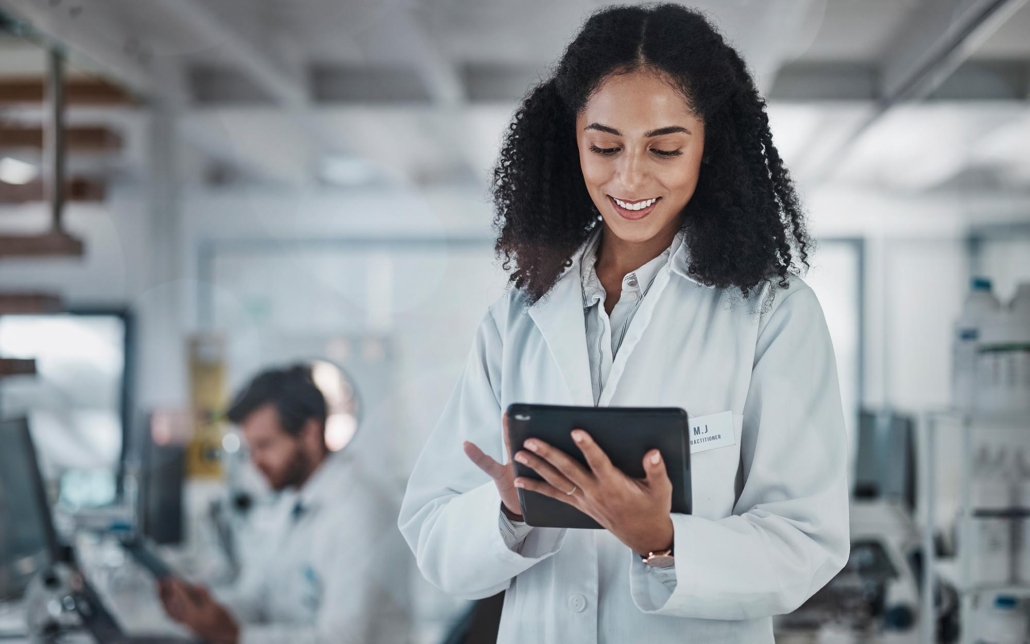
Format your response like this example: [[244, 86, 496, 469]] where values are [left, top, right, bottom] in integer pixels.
[[608, 195, 660, 221]]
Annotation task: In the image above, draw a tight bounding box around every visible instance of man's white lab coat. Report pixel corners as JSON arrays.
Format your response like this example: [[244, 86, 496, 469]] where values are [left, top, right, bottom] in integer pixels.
[[398, 233, 850, 643], [217, 452, 411, 644]]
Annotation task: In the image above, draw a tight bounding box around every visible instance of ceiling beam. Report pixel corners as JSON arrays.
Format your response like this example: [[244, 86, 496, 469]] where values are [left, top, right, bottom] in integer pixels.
[[390, 11, 465, 108], [734, 0, 825, 96], [148, 0, 307, 108], [148, 0, 347, 186], [0, 2, 306, 184], [797, 0, 1028, 183], [882, 0, 1028, 102], [0, 1, 183, 104], [768, 63, 880, 102], [769, 60, 1030, 102], [385, 8, 483, 183]]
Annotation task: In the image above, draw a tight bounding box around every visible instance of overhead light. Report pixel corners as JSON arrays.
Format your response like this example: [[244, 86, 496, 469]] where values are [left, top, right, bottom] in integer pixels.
[[0, 157, 39, 185], [318, 155, 377, 187]]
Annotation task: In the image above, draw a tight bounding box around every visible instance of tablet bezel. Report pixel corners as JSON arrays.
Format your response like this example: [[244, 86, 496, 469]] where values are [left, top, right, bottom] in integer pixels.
[[505, 403, 691, 529]]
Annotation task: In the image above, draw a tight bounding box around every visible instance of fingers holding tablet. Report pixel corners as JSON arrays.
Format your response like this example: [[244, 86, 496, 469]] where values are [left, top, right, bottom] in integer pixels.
[[462, 412, 523, 518], [512, 447, 578, 499]]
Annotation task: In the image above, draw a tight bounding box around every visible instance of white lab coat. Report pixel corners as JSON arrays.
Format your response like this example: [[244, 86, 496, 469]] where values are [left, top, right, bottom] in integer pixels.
[[399, 233, 850, 643], [217, 452, 411, 644]]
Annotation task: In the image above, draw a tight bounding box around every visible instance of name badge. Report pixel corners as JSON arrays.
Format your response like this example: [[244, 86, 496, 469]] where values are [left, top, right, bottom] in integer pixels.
[[688, 411, 736, 454]]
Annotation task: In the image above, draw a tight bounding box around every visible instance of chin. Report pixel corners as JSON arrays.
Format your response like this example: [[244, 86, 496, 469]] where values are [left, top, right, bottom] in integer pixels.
[[603, 218, 671, 245]]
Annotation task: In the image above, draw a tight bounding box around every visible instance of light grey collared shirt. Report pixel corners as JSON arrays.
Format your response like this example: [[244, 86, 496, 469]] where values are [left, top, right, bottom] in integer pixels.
[[579, 231, 671, 405]]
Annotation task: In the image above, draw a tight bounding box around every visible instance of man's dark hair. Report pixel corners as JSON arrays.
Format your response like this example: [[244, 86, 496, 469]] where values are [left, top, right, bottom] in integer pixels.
[[226, 364, 328, 438]]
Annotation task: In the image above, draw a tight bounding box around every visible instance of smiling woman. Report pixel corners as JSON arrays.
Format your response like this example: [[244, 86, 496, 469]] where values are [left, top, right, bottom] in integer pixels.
[[491, 4, 809, 304], [399, 5, 849, 644]]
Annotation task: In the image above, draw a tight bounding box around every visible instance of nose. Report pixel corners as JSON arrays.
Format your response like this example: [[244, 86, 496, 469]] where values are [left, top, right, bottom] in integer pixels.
[[616, 150, 647, 192]]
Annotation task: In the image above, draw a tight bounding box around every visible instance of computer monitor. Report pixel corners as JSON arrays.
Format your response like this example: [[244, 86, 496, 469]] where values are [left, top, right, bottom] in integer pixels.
[[0, 417, 59, 601], [854, 409, 917, 511], [138, 412, 185, 545]]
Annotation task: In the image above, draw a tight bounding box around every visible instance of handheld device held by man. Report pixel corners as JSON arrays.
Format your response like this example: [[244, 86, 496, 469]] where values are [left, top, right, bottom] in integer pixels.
[[120, 538, 176, 580]]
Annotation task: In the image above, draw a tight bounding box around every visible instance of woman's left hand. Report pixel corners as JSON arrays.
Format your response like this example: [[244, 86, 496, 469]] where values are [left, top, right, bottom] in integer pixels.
[[513, 430, 674, 557]]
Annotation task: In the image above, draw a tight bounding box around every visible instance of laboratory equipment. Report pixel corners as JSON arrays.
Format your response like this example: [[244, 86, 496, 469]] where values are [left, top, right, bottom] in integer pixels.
[[969, 594, 1029, 644], [953, 278, 1001, 412], [955, 279, 1030, 416], [971, 446, 1014, 585], [4, 416, 194, 643], [0, 417, 59, 601], [136, 411, 186, 545]]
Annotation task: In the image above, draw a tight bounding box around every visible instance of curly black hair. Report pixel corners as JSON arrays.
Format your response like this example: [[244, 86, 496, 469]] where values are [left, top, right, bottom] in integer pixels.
[[492, 3, 810, 303]]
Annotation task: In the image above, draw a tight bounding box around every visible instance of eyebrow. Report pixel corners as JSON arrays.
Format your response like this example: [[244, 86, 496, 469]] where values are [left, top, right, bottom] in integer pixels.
[[584, 123, 692, 137]]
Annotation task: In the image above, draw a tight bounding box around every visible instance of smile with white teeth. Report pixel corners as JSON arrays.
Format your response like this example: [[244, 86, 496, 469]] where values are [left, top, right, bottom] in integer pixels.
[[612, 197, 659, 211]]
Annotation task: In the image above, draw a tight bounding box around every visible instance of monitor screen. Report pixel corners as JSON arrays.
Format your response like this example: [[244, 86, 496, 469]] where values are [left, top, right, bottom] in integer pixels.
[[0, 313, 128, 509], [0, 418, 57, 600]]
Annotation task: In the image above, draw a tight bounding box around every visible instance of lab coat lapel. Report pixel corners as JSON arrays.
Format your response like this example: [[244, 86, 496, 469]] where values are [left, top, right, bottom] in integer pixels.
[[598, 267, 673, 407], [527, 270, 594, 406]]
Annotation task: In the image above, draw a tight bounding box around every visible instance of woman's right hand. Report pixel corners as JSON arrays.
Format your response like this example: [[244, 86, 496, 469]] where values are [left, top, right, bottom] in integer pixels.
[[463, 413, 523, 520]]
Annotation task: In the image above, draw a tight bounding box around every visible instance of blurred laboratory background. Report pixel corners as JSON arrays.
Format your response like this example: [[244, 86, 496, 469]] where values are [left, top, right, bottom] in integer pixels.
[[0, 0, 1028, 643]]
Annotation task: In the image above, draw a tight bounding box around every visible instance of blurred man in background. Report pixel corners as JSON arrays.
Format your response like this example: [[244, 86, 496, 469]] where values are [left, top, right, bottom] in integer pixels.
[[158, 364, 409, 644]]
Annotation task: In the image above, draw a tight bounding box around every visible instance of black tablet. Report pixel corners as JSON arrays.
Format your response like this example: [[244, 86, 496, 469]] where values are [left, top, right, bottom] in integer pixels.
[[120, 537, 176, 580], [505, 403, 691, 529]]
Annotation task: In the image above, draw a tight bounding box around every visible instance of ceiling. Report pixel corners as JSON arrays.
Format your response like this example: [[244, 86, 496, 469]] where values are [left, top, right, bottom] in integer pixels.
[[0, 0, 1027, 193]]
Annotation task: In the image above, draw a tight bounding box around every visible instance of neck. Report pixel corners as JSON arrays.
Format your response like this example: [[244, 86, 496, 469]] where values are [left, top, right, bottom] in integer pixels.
[[295, 450, 329, 491], [596, 221, 680, 279]]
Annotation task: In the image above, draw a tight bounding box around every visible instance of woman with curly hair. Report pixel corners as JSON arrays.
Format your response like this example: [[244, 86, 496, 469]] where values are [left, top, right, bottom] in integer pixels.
[[399, 4, 849, 642]]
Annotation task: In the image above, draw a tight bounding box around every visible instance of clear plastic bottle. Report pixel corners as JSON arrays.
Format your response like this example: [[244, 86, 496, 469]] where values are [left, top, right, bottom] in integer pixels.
[[1015, 449, 1030, 584], [1008, 283, 1030, 414], [973, 594, 1029, 644], [972, 446, 1013, 586], [954, 277, 1001, 412]]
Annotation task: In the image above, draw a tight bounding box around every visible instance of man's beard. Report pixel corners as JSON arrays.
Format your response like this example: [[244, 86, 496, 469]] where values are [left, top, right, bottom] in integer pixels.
[[270, 445, 314, 491]]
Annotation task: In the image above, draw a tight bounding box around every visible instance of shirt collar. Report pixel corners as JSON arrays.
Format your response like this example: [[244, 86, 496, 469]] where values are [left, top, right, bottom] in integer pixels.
[[576, 227, 706, 307]]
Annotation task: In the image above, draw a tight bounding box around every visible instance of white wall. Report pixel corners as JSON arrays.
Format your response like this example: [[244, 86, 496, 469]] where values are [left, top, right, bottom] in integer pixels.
[[4, 182, 1028, 476]]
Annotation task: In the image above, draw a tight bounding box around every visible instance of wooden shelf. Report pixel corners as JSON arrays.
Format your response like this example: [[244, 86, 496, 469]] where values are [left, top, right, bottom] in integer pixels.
[[0, 125, 123, 152], [0, 358, 36, 378], [0, 77, 136, 106], [0, 230, 85, 258], [0, 177, 105, 204], [0, 293, 62, 314]]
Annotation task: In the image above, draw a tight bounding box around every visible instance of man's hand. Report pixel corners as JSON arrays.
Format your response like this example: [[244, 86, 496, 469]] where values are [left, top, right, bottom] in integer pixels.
[[463, 413, 523, 519], [158, 578, 240, 644], [512, 430, 674, 556]]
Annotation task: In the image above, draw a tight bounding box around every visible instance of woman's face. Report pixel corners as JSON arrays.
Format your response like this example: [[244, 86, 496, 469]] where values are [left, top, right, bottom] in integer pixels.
[[575, 70, 705, 247]]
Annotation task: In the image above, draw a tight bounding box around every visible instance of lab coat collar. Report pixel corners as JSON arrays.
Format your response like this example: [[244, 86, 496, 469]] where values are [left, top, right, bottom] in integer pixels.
[[527, 263, 595, 405], [293, 451, 351, 513], [527, 227, 707, 405]]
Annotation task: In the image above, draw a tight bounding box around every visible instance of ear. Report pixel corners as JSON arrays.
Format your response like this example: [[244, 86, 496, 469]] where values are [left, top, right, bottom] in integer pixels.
[[300, 417, 325, 453]]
